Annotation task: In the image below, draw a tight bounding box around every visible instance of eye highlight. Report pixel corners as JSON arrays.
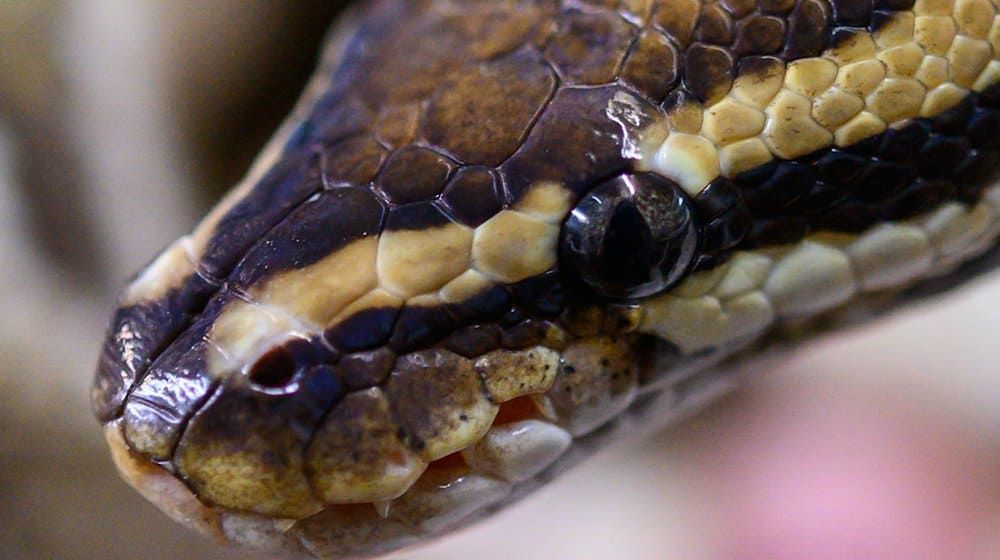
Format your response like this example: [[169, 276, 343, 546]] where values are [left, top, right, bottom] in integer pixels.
[[560, 173, 699, 300]]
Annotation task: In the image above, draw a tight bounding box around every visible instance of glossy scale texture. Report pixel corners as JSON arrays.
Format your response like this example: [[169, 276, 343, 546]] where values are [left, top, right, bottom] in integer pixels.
[[92, 0, 1000, 557]]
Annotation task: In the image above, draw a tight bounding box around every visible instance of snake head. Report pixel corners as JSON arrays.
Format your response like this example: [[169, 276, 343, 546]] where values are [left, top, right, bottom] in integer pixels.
[[92, 0, 1000, 557]]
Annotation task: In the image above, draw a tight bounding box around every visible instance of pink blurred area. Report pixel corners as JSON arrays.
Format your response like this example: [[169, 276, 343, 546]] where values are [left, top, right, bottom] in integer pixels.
[[702, 382, 1000, 560], [2, 3, 1000, 559]]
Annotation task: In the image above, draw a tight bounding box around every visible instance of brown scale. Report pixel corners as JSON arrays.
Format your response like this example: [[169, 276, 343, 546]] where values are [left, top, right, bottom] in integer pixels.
[[444, 324, 504, 358], [501, 318, 571, 350], [439, 167, 505, 228], [544, 9, 638, 84], [373, 103, 421, 149], [321, 135, 388, 187], [381, 349, 497, 461], [174, 368, 341, 518], [620, 29, 681, 102], [421, 50, 557, 166], [304, 386, 425, 506], [375, 146, 455, 205], [333, 347, 396, 391]]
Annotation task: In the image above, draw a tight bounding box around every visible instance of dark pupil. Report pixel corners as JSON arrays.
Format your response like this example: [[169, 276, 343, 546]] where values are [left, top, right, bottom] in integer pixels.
[[600, 200, 656, 288], [560, 173, 699, 300]]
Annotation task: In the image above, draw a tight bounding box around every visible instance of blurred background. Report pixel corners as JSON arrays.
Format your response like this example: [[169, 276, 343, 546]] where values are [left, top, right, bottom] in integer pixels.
[[3, 2, 1000, 559]]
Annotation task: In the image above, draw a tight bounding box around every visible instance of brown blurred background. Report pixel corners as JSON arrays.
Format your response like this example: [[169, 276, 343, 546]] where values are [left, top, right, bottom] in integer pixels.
[[3, 2, 1000, 559]]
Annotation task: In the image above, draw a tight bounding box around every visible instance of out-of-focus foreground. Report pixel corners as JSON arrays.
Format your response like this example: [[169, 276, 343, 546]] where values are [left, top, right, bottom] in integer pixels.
[[3, 3, 1000, 559]]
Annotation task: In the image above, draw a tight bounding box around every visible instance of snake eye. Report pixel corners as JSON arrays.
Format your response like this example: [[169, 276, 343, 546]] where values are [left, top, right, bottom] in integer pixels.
[[560, 173, 699, 300]]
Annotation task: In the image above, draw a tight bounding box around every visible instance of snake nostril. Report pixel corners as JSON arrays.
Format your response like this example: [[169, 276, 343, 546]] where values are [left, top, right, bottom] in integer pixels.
[[246, 338, 337, 391], [248, 346, 298, 389]]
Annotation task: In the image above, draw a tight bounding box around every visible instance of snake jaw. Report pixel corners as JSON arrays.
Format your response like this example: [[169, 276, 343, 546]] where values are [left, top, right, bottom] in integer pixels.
[[105, 331, 668, 558]]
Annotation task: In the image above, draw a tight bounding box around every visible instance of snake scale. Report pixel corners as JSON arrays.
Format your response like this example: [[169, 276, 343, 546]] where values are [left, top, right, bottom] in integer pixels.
[[91, 0, 1000, 557]]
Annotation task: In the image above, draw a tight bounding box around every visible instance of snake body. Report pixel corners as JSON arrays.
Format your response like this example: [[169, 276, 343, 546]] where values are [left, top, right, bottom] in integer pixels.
[[92, 0, 1000, 557]]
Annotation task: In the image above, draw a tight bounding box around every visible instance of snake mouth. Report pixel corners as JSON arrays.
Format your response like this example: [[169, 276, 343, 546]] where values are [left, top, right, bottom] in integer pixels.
[[102, 401, 559, 558], [105, 328, 700, 558], [104, 333, 694, 559]]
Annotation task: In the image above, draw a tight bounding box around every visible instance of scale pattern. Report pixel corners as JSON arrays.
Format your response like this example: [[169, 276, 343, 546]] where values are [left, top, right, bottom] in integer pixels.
[[92, 0, 1000, 558]]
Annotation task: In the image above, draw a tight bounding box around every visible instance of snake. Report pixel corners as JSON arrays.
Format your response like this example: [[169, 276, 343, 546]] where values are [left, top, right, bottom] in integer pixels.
[[90, 0, 1000, 557]]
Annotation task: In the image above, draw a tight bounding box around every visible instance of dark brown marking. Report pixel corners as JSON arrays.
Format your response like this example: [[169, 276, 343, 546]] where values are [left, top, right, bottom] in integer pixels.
[[121, 307, 224, 461], [828, 26, 868, 50], [873, 0, 914, 9], [736, 55, 786, 86], [620, 29, 680, 102], [693, 86, 1000, 259], [325, 307, 401, 353], [511, 270, 567, 317], [684, 43, 736, 104], [701, 205, 753, 255], [331, 2, 553, 108], [746, 216, 811, 245], [743, 161, 813, 211], [696, 177, 744, 220], [559, 305, 606, 338], [652, 0, 701, 47], [695, 3, 736, 45], [389, 305, 461, 354], [735, 15, 787, 56], [545, 9, 637, 85], [374, 103, 422, 149], [334, 347, 397, 391], [967, 109, 1000, 151], [321, 135, 389, 187], [830, 0, 872, 26], [383, 202, 455, 232], [289, 93, 373, 151], [383, 350, 486, 454], [448, 284, 512, 324], [422, 50, 557, 166], [376, 146, 455, 205], [233, 187, 385, 288], [91, 272, 217, 421], [761, 0, 799, 14], [440, 166, 505, 228], [782, 0, 831, 60], [502, 85, 660, 200], [199, 151, 324, 279], [884, 180, 959, 219], [501, 319, 568, 350], [175, 366, 341, 516], [721, 0, 758, 17], [444, 324, 503, 359]]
